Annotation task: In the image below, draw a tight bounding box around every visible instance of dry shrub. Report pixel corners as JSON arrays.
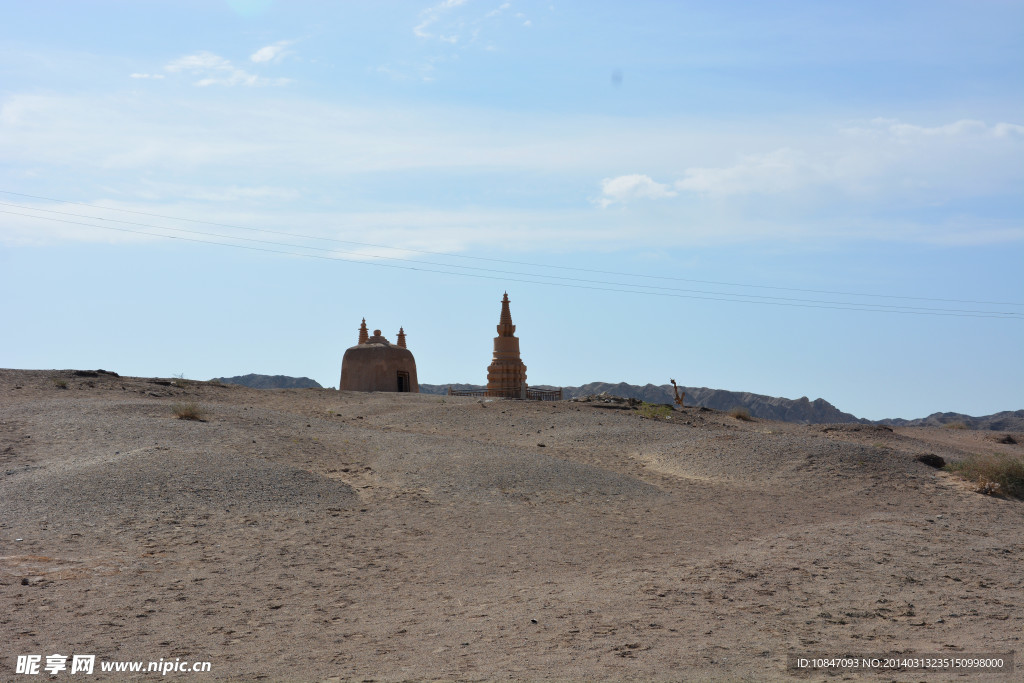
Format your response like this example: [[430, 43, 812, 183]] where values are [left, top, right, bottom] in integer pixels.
[[638, 402, 673, 419], [171, 402, 206, 421], [728, 407, 752, 421], [944, 421, 968, 430], [52, 378, 68, 389], [946, 453, 1024, 499]]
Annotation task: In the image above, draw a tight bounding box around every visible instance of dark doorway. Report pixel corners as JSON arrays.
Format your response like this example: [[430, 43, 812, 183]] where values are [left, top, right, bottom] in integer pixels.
[[397, 371, 410, 392]]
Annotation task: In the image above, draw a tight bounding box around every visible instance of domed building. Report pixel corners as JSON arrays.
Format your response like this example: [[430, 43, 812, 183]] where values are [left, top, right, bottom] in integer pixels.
[[339, 319, 418, 393]]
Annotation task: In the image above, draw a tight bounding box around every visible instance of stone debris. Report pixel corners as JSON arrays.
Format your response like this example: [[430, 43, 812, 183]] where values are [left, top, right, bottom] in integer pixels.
[[570, 392, 642, 408], [915, 453, 946, 469]]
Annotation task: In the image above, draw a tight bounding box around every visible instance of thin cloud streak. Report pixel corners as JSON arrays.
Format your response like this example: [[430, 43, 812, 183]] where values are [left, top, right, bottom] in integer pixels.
[[250, 41, 293, 64], [2, 93, 1021, 248], [600, 118, 1024, 201], [164, 51, 290, 87]]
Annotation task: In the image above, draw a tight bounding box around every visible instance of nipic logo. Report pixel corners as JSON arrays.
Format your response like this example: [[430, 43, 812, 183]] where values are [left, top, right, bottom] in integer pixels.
[[16, 654, 94, 675], [14, 654, 210, 675]]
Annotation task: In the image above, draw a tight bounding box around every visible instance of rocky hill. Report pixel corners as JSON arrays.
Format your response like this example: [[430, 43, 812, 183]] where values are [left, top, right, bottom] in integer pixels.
[[220, 376, 1017, 428], [421, 381, 863, 425], [876, 410, 1024, 431], [211, 373, 322, 389]]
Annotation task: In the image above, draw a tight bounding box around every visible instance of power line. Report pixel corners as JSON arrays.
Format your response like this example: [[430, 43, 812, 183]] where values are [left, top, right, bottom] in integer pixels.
[[4, 201, 1019, 317], [3, 207, 1021, 320], [2, 188, 1020, 307]]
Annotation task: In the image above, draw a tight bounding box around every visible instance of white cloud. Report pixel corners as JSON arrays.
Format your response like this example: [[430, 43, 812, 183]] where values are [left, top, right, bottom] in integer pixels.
[[842, 117, 1023, 140], [598, 174, 677, 207], [674, 148, 820, 196], [2, 94, 1021, 249], [129, 73, 165, 79], [485, 2, 510, 18], [165, 51, 289, 87], [180, 185, 301, 203], [594, 118, 1024, 200], [993, 122, 1024, 138], [410, 0, 523, 55], [375, 58, 440, 83], [887, 118, 987, 138], [414, 0, 469, 39], [250, 41, 292, 64]]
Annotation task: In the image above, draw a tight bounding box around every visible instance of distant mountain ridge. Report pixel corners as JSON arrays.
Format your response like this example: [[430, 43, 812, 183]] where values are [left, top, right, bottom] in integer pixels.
[[875, 410, 1024, 431], [211, 375, 1020, 429], [420, 381, 1022, 429], [420, 381, 861, 424], [211, 374, 322, 389]]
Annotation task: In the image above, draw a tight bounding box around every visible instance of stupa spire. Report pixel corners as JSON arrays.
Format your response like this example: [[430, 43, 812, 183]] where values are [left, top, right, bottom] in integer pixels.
[[486, 292, 527, 396], [497, 292, 516, 337], [397, 327, 407, 348], [358, 318, 369, 345]]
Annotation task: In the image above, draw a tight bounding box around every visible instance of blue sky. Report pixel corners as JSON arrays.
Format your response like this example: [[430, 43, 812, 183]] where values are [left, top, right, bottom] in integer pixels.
[[1, 0, 1021, 420]]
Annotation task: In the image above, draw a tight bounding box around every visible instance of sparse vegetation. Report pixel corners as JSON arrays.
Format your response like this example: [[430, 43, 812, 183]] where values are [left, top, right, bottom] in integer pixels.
[[945, 453, 1024, 499], [52, 378, 68, 389], [171, 402, 205, 421], [638, 402, 673, 419], [944, 421, 968, 430], [728, 407, 752, 421]]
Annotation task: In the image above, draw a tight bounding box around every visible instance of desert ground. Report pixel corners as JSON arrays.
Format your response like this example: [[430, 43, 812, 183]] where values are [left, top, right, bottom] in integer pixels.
[[1, 368, 1021, 681]]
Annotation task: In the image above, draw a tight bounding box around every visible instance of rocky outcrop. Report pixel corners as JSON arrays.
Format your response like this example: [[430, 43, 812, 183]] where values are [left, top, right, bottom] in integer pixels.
[[420, 383, 483, 395], [357, 381, 1024, 429], [558, 382, 864, 424], [211, 374, 322, 389], [421, 381, 860, 424]]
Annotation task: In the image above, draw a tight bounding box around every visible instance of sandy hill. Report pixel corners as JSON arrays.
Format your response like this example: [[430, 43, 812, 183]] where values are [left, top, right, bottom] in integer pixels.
[[1, 369, 1021, 681]]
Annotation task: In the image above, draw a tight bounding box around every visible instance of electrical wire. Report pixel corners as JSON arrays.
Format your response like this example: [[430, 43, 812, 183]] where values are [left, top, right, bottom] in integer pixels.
[[3, 206, 1021, 320], [4, 201, 1019, 316], [2, 188, 1020, 307]]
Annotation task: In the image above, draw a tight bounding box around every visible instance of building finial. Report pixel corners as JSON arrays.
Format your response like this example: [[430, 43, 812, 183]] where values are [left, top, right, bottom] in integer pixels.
[[497, 292, 515, 336], [397, 327, 407, 348], [358, 318, 369, 345]]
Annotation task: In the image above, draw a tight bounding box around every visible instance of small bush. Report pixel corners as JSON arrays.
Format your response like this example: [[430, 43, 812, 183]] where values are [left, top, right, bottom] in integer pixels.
[[944, 421, 968, 430], [945, 453, 1024, 499], [728, 407, 752, 421], [638, 402, 673, 419], [171, 402, 205, 421], [52, 378, 68, 389]]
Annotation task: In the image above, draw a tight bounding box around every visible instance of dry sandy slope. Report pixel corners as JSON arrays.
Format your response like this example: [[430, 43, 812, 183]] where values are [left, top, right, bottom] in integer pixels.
[[1, 369, 1021, 681]]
